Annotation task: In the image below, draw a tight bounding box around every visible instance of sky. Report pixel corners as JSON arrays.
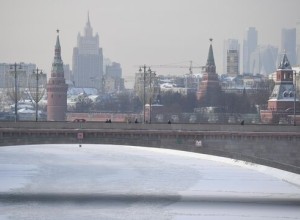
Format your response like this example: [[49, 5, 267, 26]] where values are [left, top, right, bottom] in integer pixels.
[[1, 0, 300, 88]]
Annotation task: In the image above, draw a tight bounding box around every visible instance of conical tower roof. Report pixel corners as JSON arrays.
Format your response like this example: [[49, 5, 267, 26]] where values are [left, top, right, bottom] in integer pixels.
[[278, 53, 292, 70], [54, 30, 62, 63], [52, 30, 64, 76], [206, 38, 215, 67], [204, 38, 216, 74]]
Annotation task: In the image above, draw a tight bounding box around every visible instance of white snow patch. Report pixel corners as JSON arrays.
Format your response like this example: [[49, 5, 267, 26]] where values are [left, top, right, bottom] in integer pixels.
[[127, 145, 300, 187]]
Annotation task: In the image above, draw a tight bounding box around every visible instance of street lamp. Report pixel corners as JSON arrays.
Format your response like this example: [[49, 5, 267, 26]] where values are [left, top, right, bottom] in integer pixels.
[[149, 69, 156, 124], [139, 65, 145, 123], [102, 76, 105, 94], [9, 63, 23, 122], [293, 70, 297, 126], [139, 65, 151, 123], [32, 68, 43, 122]]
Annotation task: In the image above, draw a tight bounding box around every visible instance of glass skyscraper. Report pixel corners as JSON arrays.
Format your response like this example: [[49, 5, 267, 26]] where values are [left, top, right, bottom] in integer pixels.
[[281, 28, 296, 66], [243, 27, 258, 74]]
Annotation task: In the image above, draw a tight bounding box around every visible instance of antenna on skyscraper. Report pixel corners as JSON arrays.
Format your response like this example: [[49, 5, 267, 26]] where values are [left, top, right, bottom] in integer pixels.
[[87, 11, 90, 25]]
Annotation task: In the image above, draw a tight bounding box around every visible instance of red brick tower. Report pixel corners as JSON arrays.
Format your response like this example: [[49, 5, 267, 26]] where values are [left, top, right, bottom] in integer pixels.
[[197, 39, 222, 107], [260, 54, 300, 124], [47, 30, 68, 121]]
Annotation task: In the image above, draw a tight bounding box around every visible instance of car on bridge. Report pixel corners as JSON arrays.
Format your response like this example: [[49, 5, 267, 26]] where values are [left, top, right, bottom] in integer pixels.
[[73, 119, 86, 123]]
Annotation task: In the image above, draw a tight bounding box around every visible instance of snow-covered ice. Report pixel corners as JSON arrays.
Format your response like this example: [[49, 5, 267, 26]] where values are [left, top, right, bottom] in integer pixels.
[[0, 144, 299, 220]]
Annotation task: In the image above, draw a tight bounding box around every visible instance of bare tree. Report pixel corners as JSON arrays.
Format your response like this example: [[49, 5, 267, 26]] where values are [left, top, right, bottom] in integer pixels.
[[28, 70, 47, 121]]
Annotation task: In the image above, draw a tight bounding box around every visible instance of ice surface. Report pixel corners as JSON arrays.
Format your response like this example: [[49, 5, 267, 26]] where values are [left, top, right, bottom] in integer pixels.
[[0, 144, 299, 220]]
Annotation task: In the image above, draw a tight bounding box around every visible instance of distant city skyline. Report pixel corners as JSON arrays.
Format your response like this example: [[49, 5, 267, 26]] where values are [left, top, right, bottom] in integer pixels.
[[1, 0, 300, 88]]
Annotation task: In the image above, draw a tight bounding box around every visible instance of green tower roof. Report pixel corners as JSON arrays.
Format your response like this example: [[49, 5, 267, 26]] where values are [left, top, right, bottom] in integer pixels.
[[206, 38, 215, 67]]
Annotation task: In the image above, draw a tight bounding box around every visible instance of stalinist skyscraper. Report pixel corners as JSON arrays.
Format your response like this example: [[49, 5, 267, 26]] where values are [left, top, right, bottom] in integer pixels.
[[47, 30, 68, 121], [72, 13, 104, 90]]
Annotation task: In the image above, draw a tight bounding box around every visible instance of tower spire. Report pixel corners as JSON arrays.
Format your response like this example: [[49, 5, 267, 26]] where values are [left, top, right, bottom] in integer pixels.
[[84, 12, 93, 36], [53, 29, 62, 66], [278, 52, 291, 70], [205, 38, 216, 73], [206, 38, 215, 67], [87, 11, 91, 26]]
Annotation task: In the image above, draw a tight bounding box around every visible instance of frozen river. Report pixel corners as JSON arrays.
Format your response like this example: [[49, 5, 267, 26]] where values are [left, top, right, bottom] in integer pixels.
[[0, 144, 300, 220]]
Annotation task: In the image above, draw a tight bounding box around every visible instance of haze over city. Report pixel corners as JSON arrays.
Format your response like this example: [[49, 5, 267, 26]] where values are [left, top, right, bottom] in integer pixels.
[[1, 1, 300, 217], [1, 0, 300, 87]]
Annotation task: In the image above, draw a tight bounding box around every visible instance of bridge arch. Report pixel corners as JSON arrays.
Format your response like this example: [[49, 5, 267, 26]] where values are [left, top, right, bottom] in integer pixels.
[[0, 122, 300, 174]]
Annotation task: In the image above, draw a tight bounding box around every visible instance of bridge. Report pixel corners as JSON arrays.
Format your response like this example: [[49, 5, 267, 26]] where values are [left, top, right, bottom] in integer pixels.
[[0, 122, 300, 174]]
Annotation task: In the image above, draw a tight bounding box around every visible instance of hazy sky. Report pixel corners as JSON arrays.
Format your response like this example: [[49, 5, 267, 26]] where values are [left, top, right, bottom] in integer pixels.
[[1, 0, 299, 87]]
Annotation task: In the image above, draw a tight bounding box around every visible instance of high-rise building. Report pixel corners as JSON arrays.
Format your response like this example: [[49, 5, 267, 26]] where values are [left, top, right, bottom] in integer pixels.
[[243, 27, 258, 74], [47, 31, 68, 121], [72, 13, 103, 91], [63, 64, 72, 83], [106, 62, 122, 79], [223, 39, 240, 76], [105, 62, 124, 93], [281, 28, 296, 66], [249, 45, 278, 76]]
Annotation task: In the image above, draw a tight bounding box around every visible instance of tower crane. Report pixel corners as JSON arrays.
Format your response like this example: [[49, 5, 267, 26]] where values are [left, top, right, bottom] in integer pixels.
[[149, 60, 205, 75]]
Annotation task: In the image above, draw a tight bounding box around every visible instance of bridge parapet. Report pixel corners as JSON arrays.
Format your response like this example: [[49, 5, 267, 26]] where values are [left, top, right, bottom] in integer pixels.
[[1, 121, 300, 132]]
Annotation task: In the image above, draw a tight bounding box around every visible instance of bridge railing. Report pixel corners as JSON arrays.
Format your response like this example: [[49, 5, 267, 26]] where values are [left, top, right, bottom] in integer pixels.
[[0, 121, 299, 133]]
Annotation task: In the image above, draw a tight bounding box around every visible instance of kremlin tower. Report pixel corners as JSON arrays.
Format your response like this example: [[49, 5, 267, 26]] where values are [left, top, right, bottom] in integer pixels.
[[47, 30, 68, 121], [197, 39, 222, 107], [260, 54, 300, 124]]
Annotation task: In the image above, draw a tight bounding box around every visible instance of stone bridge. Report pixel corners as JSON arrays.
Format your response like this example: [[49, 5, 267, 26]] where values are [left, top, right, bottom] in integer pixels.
[[0, 122, 300, 174]]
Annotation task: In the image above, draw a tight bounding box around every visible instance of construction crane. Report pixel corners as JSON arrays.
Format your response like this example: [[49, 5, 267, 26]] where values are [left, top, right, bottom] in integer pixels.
[[141, 60, 205, 91], [149, 60, 205, 75]]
